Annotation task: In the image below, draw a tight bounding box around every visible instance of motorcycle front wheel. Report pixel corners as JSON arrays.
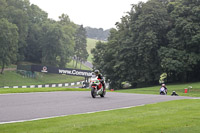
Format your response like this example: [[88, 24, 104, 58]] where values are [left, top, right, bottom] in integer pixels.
[[91, 87, 97, 98]]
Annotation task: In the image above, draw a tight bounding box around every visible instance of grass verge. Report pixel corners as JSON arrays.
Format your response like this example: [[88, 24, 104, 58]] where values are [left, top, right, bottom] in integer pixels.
[[0, 87, 89, 94], [0, 99, 199, 133], [115, 82, 200, 97]]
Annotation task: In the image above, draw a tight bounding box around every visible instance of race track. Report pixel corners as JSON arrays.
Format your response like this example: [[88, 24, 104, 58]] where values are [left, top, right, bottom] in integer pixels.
[[0, 91, 194, 124]]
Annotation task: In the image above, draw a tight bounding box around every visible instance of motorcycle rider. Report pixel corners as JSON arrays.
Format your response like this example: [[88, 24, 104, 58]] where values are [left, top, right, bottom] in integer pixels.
[[160, 84, 168, 95], [94, 70, 105, 90]]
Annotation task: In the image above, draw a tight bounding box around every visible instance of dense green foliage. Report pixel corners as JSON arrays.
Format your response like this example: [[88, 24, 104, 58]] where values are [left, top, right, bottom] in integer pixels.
[[92, 0, 200, 89], [85, 26, 110, 41], [74, 25, 89, 69], [0, 0, 88, 74], [0, 18, 18, 74], [159, 0, 200, 82]]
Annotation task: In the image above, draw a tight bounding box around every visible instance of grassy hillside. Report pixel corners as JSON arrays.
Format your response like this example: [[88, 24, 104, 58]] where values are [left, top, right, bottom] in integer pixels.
[[0, 60, 92, 87], [0, 71, 84, 87], [86, 38, 99, 63]]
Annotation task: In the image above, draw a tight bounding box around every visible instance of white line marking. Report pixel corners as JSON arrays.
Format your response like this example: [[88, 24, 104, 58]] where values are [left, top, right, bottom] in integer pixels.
[[0, 104, 145, 125], [193, 98, 200, 99]]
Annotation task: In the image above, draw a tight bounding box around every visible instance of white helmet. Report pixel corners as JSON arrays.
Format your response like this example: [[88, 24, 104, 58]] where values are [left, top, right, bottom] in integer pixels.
[[162, 84, 165, 87]]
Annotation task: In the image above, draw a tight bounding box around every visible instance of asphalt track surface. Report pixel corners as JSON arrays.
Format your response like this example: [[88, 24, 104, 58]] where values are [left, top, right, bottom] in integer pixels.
[[0, 91, 194, 124]]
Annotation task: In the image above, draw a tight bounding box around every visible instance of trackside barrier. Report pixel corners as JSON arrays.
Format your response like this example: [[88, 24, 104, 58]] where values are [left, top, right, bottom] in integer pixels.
[[0, 81, 84, 89]]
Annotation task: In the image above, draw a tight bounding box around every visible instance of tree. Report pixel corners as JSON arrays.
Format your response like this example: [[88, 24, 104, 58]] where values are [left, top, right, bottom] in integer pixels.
[[40, 22, 64, 67], [92, 0, 171, 88], [25, 23, 43, 63], [25, 4, 48, 63], [91, 37, 121, 88], [4, 0, 30, 61], [0, 0, 7, 19], [74, 25, 88, 69], [127, 0, 170, 85], [159, 0, 200, 82], [28, 4, 48, 24], [85, 26, 110, 41], [58, 14, 76, 67], [0, 0, 78, 69], [91, 41, 108, 71], [40, 18, 76, 68], [0, 18, 18, 74]]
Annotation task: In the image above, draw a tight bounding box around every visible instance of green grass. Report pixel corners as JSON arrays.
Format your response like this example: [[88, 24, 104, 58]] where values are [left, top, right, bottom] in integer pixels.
[[0, 71, 84, 87], [86, 38, 99, 63], [0, 87, 88, 94], [0, 99, 199, 133], [115, 82, 200, 97]]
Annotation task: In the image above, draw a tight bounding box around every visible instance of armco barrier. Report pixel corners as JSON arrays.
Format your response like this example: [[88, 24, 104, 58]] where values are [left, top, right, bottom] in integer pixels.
[[0, 81, 84, 89]]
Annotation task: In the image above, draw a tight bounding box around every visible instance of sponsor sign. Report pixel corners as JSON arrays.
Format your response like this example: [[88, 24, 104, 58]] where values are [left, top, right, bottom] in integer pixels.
[[58, 69, 92, 77], [41, 66, 48, 73], [31, 65, 92, 77]]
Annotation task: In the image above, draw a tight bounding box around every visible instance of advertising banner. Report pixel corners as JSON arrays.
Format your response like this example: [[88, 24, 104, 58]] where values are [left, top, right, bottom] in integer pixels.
[[31, 65, 93, 77]]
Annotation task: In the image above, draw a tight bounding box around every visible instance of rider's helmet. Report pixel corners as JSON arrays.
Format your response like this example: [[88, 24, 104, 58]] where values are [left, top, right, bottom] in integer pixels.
[[94, 70, 99, 75]]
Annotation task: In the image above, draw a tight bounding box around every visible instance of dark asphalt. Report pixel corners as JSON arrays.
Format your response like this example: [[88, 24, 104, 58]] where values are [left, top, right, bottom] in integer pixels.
[[0, 91, 194, 124]]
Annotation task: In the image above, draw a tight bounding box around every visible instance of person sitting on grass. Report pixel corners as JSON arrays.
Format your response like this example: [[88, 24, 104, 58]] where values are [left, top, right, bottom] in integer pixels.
[[171, 91, 179, 96]]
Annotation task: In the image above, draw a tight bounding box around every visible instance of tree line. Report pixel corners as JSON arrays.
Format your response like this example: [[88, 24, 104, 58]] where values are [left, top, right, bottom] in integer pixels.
[[92, 0, 200, 89], [0, 0, 88, 74], [85, 27, 110, 41]]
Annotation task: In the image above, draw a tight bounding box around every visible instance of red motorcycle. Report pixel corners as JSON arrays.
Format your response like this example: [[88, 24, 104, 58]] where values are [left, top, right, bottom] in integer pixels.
[[90, 75, 106, 98]]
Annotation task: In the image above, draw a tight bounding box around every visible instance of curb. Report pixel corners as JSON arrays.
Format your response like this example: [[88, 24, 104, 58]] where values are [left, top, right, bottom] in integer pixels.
[[0, 81, 84, 89]]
